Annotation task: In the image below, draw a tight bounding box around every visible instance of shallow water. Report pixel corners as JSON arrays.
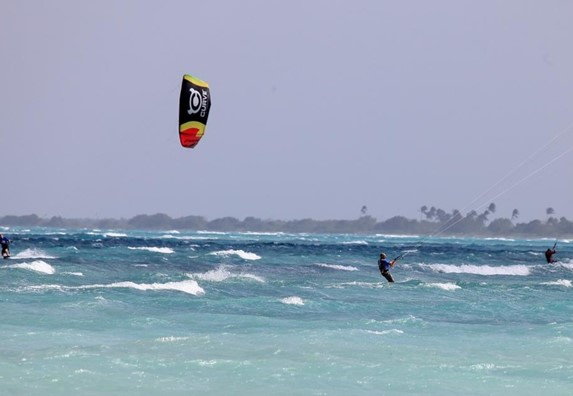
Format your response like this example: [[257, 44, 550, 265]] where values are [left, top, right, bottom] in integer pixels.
[[0, 228, 571, 395]]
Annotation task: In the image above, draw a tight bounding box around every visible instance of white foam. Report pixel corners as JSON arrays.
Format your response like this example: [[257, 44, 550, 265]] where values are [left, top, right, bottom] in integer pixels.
[[428, 264, 530, 276], [281, 296, 304, 305], [542, 279, 572, 287], [128, 247, 174, 254], [210, 249, 261, 260], [557, 261, 573, 271], [469, 363, 498, 371], [159, 235, 211, 240], [189, 266, 265, 283], [197, 231, 228, 235], [243, 231, 286, 236], [155, 336, 190, 343], [103, 232, 127, 238], [375, 234, 419, 238], [7, 260, 55, 274], [425, 282, 461, 291], [328, 281, 385, 289], [62, 272, 84, 277], [13, 248, 57, 259], [342, 240, 368, 245], [365, 329, 404, 335], [91, 280, 205, 296], [317, 263, 359, 271], [21, 280, 205, 296]]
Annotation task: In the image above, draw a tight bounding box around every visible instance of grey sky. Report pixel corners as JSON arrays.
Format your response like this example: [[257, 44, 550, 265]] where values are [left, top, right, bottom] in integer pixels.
[[2, 0, 573, 222]]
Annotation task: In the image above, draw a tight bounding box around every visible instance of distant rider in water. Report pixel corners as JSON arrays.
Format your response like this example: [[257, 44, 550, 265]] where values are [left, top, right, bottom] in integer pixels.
[[378, 252, 396, 283], [0, 234, 10, 259], [545, 247, 556, 263]]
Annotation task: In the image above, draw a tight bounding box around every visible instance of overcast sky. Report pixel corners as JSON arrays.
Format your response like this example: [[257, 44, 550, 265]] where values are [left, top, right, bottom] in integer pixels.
[[2, 0, 573, 222]]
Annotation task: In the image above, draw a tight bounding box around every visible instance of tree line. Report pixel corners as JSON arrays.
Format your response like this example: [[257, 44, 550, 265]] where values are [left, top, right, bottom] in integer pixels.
[[1, 205, 572, 236]]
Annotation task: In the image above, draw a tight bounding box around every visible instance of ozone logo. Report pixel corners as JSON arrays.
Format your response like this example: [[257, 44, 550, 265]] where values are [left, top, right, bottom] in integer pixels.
[[187, 88, 202, 115]]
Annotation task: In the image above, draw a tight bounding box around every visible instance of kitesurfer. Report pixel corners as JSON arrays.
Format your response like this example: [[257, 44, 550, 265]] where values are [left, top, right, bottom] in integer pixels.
[[378, 252, 396, 283], [0, 234, 10, 259], [545, 247, 556, 263]]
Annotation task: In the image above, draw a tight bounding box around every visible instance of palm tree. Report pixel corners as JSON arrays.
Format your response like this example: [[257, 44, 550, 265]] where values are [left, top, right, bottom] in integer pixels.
[[488, 203, 496, 214], [511, 209, 519, 221], [360, 205, 368, 216], [546, 207, 555, 217]]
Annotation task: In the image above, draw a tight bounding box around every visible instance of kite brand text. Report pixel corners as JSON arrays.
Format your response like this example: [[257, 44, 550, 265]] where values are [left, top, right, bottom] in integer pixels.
[[200, 89, 208, 117]]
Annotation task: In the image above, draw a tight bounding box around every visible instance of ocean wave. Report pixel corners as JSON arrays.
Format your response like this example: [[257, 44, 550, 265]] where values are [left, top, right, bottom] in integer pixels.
[[427, 263, 530, 276], [541, 279, 572, 287], [557, 261, 573, 270], [62, 272, 84, 277], [210, 249, 261, 260], [197, 231, 228, 235], [128, 247, 174, 254], [159, 235, 211, 240], [365, 329, 404, 335], [21, 280, 205, 296], [155, 336, 190, 343], [375, 234, 420, 239], [379, 315, 427, 326], [316, 263, 359, 271], [241, 231, 286, 236], [189, 266, 265, 283], [104, 232, 128, 237], [12, 248, 57, 259], [6, 260, 56, 274], [342, 240, 368, 245], [281, 296, 304, 305], [424, 282, 461, 291], [327, 281, 385, 289], [88, 280, 205, 296]]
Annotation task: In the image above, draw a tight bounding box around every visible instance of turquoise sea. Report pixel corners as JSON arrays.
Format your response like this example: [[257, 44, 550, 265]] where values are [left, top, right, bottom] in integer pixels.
[[0, 227, 571, 395]]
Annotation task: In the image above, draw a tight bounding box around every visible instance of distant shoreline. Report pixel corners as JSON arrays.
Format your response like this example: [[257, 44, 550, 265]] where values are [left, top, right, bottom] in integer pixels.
[[1, 213, 572, 237]]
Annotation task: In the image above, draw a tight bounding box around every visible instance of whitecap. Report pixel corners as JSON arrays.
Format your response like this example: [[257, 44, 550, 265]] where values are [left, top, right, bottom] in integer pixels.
[[155, 336, 190, 343], [189, 266, 265, 283], [91, 280, 205, 296], [428, 264, 530, 276], [317, 263, 359, 271], [558, 261, 573, 271], [469, 363, 498, 371], [62, 272, 84, 277], [128, 247, 174, 254], [328, 281, 385, 289], [425, 282, 461, 291], [103, 232, 127, 238], [210, 249, 261, 260], [281, 296, 304, 305], [365, 329, 404, 335], [13, 248, 57, 260], [375, 234, 420, 238], [542, 279, 572, 287], [7, 260, 55, 274]]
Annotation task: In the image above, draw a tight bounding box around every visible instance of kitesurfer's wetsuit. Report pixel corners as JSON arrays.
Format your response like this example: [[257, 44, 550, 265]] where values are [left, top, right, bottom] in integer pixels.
[[545, 248, 556, 263], [0, 235, 10, 258], [378, 257, 395, 283]]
